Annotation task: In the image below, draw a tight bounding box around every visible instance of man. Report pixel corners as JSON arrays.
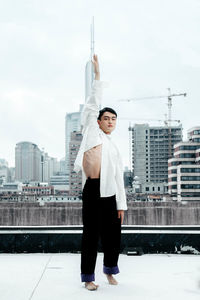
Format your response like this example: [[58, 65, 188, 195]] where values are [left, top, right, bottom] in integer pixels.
[[74, 54, 127, 291]]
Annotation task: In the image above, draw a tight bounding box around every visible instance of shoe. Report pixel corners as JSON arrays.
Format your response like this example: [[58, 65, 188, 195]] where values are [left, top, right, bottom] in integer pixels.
[[85, 282, 99, 291]]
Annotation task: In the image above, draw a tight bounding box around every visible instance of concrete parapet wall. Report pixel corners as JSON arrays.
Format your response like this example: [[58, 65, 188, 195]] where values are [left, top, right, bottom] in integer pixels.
[[0, 201, 200, 225], [126, 202, 200, 225]]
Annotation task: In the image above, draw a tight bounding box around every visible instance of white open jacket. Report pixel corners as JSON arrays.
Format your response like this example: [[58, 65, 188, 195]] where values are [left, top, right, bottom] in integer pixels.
[[74, 80, 127, 210]]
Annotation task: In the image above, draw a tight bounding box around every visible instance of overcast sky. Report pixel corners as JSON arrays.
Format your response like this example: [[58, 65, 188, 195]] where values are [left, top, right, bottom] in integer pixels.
[[0, 0, 200, 168]]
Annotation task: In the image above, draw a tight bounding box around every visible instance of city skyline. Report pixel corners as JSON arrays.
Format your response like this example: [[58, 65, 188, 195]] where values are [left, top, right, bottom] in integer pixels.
[[1, 0, 200, 167]]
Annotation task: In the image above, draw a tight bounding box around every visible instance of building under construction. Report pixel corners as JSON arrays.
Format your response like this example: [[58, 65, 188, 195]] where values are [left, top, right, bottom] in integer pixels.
[[129, 123, 183, 193]]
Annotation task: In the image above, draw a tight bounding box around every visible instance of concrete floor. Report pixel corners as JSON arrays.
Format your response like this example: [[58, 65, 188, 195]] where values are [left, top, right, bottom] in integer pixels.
[[0, 253, 200, 300]]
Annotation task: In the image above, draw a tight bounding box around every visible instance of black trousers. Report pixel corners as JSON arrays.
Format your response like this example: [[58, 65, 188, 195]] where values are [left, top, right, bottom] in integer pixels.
[[81, 177, 121, 282]]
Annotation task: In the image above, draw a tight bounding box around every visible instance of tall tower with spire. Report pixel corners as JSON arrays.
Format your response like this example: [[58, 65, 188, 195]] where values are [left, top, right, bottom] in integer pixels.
[[65, 18, 95, 180], [85, 17, 95, 101]]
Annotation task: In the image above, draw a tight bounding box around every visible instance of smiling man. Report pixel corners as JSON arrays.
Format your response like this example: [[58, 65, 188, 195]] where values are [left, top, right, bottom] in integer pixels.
[[74, 54, 127, 291]]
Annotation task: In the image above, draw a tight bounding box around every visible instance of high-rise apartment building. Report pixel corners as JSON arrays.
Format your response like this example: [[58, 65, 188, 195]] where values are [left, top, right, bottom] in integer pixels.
[[69, 131, 82, 197], [129, 124, 182, 193], [65, 105, 83, 177], [15, 141, 42, 182], [41, 152, 59, 183], [168, 126, 200, 201], [15, 142, 58, 183]]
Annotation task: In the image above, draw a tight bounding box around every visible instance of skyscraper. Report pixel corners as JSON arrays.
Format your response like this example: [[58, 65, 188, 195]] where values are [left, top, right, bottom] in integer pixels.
[[15, 141, 42, 182], [129, 124, 183, 193]]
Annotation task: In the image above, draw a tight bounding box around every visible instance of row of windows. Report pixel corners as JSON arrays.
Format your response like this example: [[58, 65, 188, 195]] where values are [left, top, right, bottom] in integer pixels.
[[149, 136, 181, 139], [181, 194, 200, 197], [193, 130, 200, 135], [171, 177, 177, 181], [150, 172, 167, 175], [150, 168, 168, 171], [178, 154, 196, 158], [181, 176, 200, 181], [181, 168, 200, 173], [150, 151, 170, 154], [179, 145, 199, 150], [150, 147, 173, 149], [181, 184, 200, 189], [171, 185, 177, 189], [149, 129, 181, 134], [171, 161, 195, 166], [145, 187, 161, 191], [149, 180, 166, 183]]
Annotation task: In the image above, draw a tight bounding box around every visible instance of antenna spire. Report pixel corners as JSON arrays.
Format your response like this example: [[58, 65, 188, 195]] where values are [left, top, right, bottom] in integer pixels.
[[85, 17, 95, 101], [90, 16, 95, 60]]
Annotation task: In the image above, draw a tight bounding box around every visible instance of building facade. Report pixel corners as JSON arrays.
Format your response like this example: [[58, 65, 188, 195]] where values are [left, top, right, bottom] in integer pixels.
[[69, 131, 82, 197], [168, 126, 200, 201], [129, 124, 183, 193]]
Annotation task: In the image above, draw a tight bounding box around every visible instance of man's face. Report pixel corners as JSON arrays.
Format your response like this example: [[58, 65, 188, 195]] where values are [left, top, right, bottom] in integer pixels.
[[97, 111, 117, 134]]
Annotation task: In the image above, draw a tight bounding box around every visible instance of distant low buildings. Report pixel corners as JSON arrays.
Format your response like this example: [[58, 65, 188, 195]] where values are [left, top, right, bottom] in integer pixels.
[[22, 184, 54, 196], [168, 126, 200, 201], [0, 182, 23, 193], [49, 174, 68, 193]]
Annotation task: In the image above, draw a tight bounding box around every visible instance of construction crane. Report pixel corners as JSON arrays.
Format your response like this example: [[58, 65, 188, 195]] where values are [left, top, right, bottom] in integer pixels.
[[120, 116, 181, 126], [119, 88, 187, 158], [118, 88, 186, 126]]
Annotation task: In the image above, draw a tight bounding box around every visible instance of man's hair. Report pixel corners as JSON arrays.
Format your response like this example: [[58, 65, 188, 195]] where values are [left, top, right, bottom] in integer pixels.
[[97, 107, 117, 120]]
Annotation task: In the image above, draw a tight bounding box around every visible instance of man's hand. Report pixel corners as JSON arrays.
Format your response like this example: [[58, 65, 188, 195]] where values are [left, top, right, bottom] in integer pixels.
[[117, 210, 124, 225], [92, 54, 100, 80]]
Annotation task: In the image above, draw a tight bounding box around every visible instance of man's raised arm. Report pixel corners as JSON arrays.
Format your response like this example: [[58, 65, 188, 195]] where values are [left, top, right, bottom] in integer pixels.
[[93, 54, 100, 80], [81, 54, 103, 131]]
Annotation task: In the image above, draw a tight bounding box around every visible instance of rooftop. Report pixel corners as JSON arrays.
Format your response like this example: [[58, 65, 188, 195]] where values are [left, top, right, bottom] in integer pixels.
[[1, 253, 200, 300]]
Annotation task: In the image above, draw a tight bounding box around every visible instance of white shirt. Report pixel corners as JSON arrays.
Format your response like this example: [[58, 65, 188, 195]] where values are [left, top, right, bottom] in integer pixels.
[[74, 80, 127, 210]]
